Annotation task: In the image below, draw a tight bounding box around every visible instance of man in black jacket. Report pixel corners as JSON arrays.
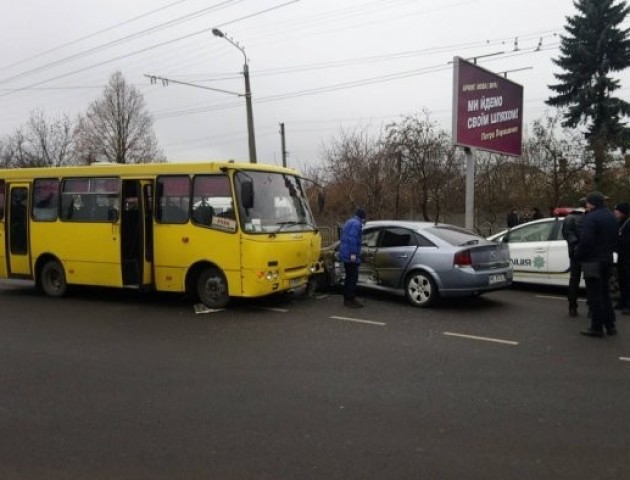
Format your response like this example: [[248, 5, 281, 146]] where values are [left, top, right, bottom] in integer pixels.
[[613, 202, 630, 315], [575, 192, 618, 337], [562, 198, 586, 317]]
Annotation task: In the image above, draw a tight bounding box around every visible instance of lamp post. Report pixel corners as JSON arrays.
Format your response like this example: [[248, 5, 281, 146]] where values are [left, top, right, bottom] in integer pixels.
[[212, 28, 257, 164]]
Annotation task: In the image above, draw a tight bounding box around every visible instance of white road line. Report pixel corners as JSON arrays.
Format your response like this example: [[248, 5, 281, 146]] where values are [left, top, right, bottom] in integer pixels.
[[330, 315, 386, 326], [620, 357, 630, 363], [443, 331, 519, 346], [535, 295, 587, 302], [263, 307, 289, 313]]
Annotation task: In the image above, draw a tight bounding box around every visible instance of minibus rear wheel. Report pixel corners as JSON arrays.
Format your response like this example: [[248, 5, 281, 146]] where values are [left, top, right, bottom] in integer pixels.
[[40, 260, 68, 298], [197, 267, 229, 309]]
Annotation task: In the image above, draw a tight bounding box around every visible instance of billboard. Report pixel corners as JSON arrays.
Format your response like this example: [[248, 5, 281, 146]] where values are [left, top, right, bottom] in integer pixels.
[[452, 56, 523, 157]]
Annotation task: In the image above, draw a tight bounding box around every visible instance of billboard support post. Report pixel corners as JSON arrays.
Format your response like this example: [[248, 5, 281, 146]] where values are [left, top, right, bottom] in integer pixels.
[[464, 147, 474, 231]]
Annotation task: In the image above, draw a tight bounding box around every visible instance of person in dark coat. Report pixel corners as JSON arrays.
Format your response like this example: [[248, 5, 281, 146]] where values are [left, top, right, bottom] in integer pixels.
[[562, 197, 586, 317], [613, 202, 630, 315], [575, 192, 618, 337], [339, 208, 366, 308], [532, 207, 544, 220], [507, 208, 519, 228]]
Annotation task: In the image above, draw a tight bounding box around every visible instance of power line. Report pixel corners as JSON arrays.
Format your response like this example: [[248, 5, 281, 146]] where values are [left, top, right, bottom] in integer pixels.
[[0, 1, 300, 99], [0, 0, 240, 86], [151, 44, 559, 120], [0, 0, 196, 73]]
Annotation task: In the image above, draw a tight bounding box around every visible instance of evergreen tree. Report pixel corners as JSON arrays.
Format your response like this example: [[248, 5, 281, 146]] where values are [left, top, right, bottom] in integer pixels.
[[546, 0, 630, 190]]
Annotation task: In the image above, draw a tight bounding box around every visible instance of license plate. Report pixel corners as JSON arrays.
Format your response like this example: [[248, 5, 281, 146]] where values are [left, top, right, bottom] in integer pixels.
[[488, 274, 506, 285]]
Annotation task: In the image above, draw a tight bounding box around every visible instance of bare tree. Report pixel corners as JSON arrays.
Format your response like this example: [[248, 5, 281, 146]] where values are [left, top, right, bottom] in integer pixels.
[[76, 71, 165, 164], [0, 110, 78, 168], [383, 111, 458, 222], [320, 127, 390, 221], [524, 113, 589, 206]]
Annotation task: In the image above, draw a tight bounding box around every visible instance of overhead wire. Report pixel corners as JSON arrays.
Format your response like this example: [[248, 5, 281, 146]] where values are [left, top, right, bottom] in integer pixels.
[[0, 0, 196, 73], [0, 0, 242, 86], [0, 0, 300, 99]]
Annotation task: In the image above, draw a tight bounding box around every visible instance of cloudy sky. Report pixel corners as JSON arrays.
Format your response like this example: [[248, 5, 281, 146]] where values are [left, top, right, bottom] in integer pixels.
[[1, 0, 626, 171]]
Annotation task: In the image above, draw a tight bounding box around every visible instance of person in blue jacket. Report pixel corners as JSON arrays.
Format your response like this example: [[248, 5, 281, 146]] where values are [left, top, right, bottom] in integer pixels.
[[339, 208, 366, 308], [575, 192, 618, 337]]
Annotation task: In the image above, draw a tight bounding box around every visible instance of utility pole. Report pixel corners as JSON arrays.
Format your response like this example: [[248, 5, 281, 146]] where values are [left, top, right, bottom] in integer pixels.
[[243, 62, 257, 163], [394, 150, 402, 219], [279, 123, 287, 168], [212, 28, 257, 164]]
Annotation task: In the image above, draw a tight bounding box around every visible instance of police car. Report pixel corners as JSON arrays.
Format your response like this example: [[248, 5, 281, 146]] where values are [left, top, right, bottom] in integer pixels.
[[488, 217, 619, 292]]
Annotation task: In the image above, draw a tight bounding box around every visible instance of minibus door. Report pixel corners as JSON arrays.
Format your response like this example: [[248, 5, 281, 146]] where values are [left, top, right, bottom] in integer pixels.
[[141, 180, 154, 286], [7, 184, 32, 277], [120, 179, 154, 286]]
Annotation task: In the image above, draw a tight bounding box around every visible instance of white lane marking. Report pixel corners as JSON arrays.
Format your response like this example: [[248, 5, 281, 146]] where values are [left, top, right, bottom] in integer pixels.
[[330, 315, 386, 326], [620, 357, 630, 363], [263, 307, 289, 313], [535, 295, 587, 302], [443, 331, 519, 346]]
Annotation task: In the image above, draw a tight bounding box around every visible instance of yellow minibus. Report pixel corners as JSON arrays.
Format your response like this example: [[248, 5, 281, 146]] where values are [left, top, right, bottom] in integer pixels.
[[0, 161, 322, 308]]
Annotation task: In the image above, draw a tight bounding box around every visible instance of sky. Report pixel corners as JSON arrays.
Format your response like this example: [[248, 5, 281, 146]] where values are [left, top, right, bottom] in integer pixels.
[[1, 0, 628, 172]]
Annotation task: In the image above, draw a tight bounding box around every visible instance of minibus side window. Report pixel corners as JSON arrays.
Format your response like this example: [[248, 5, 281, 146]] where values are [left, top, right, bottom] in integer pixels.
[[32, 179, 59, 221]]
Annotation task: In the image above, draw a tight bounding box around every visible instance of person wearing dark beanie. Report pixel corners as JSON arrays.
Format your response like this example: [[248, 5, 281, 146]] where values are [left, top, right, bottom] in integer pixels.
[[576, 192, 618, 337], [585, 191, 605, 208], [613, 202, 630, 314]]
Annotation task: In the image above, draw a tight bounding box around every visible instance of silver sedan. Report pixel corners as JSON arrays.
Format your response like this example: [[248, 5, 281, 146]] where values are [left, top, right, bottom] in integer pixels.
[[318, 220, 513, 307]]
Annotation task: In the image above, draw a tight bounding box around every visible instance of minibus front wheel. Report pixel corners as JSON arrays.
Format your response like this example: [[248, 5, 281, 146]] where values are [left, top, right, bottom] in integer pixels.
[[197, 267, 229, 309], [40, 259, 68, 298]]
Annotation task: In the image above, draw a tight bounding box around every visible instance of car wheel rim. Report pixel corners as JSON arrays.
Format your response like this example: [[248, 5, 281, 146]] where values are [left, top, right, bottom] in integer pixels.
[[408, 275, 431, 304]]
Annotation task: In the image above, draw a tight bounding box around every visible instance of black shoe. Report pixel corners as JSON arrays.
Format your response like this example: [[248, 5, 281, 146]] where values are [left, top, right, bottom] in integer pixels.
[[607, 328, 618, 336], [344, 299, 363, 308], [569, 307, 577, 317], [580, 328, 604, 338]]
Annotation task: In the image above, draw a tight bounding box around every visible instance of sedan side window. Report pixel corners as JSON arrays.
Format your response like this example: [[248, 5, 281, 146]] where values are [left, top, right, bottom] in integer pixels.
[[379, 227, 415, 248], [507, 222, 555, 243], [362, 228, 380, 248]]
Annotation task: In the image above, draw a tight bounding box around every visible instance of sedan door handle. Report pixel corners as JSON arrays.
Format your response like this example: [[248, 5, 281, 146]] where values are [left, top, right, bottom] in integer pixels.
[[396, 254, 409, 259], [534, 248, 546, 253]]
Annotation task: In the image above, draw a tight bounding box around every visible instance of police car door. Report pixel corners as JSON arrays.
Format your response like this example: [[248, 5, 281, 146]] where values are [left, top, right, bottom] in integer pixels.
[[503, 220, 555, 282]]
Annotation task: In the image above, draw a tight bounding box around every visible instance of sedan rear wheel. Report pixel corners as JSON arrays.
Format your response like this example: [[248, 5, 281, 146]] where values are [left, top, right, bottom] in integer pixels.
[[405, 270, 437, 308]]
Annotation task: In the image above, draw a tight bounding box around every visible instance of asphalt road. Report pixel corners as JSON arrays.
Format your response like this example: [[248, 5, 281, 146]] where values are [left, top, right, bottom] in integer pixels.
[[1, 280, 629, 480]]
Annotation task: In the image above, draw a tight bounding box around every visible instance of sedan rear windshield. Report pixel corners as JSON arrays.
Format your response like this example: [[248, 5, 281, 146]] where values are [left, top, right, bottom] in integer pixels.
[[425, 226, 483, 246]]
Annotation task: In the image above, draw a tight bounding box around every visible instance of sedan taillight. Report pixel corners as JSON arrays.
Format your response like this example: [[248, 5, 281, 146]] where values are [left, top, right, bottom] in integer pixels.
[[454, 249, 473, 267]]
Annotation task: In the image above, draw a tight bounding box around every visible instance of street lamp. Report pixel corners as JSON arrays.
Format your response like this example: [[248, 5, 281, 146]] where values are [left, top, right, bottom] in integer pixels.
[[212, 28, 257, 164]]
